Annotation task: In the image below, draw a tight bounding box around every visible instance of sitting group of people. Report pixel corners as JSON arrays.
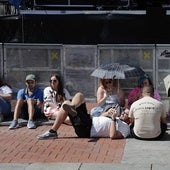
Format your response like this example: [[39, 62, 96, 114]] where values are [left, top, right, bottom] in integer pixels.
[[0, 73, 168, 141], [37, 74, 167, 141]]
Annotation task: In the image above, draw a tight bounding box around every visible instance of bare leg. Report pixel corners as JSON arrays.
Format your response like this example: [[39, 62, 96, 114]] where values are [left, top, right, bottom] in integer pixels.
[[51, 102, 71, 131], [51, 92, 85, 131], [63, 116, 72, 126], [27, 99, 36, 120], [37, 92, 86, 139], [13, 99, 24, 120], [70, 92, 85, 108]]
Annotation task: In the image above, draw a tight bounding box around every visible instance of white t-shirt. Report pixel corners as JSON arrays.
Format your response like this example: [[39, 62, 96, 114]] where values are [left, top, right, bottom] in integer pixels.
[[43, 86, 71, 103], [90, 116, 130, 138], [0, 85, 12, 94], [129, 96, 166, 138], [43, 86, 71, 118]]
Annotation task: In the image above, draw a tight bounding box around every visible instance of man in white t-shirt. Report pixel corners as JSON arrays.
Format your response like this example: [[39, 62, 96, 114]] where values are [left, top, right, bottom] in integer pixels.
[[37, 92, 130, 140], [129, 86, 167, 140]]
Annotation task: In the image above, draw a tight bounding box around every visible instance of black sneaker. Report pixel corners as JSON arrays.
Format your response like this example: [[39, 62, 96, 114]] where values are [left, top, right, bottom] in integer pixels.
[[63, 104, 77, 117]]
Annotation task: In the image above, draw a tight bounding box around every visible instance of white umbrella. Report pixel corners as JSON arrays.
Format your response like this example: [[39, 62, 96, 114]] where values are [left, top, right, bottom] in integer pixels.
[[91, 63, 145, 79]]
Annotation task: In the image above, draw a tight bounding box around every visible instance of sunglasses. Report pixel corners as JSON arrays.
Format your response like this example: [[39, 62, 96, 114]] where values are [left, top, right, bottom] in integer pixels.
[[50, 80, 57, 83], [105, 80, 112, 84]]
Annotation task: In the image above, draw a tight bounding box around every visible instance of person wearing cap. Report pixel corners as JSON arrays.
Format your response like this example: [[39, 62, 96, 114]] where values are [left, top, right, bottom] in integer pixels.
[[9, 74, 44, 129], [128, 74, 161, 107]]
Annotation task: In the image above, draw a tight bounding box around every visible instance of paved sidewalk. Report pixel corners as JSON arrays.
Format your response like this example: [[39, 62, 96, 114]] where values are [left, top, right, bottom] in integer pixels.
[[0, 121, 125, 163], [0, 104, 170, 170], [0, 119, 170, 170]]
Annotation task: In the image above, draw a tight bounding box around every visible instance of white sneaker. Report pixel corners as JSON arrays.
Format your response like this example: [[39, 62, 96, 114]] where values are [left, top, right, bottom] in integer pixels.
[[9, 120, 20, 129], [27, 120, 36, 129], [37, 130, 58, 140]]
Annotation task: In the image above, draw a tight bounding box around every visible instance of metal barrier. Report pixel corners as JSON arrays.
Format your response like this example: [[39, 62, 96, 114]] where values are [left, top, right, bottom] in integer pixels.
[[0, 43, 169, 112]]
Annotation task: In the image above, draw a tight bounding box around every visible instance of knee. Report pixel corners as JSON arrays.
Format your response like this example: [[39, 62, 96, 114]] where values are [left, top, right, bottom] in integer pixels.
[[76, 92, 85, 101], [76, 92, 83, 96], [16, 99, 24, 107], [63, 100, 71, 105], [27, 98, 36, 105]]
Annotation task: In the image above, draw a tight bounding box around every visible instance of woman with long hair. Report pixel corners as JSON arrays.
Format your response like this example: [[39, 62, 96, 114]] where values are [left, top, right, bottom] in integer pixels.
[[90, 78, 125, 117], [43, 73, 72, 125]]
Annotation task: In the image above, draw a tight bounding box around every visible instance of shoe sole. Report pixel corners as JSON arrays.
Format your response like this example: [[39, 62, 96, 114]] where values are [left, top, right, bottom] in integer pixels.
[[37, 136, 57, 140], [9, 124, 21, 130], [27, 126, 37, 129], [63, 104, 77, 117]]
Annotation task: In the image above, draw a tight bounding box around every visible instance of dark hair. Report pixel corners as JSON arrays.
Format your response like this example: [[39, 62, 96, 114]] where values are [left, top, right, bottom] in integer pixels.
[[142, 85, 154, 96], [138, 74, 153, 88], [50, 74, 64, 96], [0, 77, 12, 88]]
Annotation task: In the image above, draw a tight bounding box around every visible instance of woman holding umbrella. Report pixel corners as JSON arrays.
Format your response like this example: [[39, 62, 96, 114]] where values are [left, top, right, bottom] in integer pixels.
[[90, 63, 145, 117], [90, 78, 125, 117]]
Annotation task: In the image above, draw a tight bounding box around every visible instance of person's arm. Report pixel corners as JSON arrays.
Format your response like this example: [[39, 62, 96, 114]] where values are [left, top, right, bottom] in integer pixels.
[[128, 106, 135, 127], [101, 107, 118, 117], [96, 86, 107, 106], [161, 117, 167, 124], [160, 103, 167, 124], [160, 109, 167, 125], [110, 119, 124, 139], [0, 86, 13, 100], [0, 93, 12, 100], [36, 88, 44, 108]]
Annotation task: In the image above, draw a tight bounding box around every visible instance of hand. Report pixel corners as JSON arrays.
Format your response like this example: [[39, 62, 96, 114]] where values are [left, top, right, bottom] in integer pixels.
[[107, 108, 118, 118], [106, 88, 112, 95], [37, 100, 43, 108]]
